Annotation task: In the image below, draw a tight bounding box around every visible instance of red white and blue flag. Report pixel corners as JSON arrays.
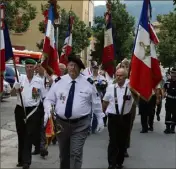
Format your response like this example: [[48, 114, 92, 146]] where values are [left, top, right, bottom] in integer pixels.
[[102, 3, 115, 78], [130, 0, 162, 100], [42, 4, 60, 76], [59, 14, 74, 66], [0, 4, 13, 94]]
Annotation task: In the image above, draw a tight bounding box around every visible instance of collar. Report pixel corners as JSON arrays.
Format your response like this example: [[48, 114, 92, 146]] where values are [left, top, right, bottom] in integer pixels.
[[67, 74, 82, 84]]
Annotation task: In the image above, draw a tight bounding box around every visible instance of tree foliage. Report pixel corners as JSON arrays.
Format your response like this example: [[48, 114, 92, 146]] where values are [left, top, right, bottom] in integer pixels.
[[2, 0, 37, 33], [157, 11, 176, 68], [91, 0, 135, 64], [36, 3, 91, 55]]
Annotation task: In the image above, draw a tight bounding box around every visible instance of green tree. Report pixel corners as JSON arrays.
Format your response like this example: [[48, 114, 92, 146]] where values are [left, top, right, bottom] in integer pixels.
[[91, 0, 135, 64], [2, 0, 37, 33], [36, 3, 91, 55], [157, 11, 176, 68]]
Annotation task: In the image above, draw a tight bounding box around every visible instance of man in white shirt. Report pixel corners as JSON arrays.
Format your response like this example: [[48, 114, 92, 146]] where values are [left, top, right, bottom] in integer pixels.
[[43, 55, 104, 169], [13, 59, 45, 169], [102, 68, 134, 169]]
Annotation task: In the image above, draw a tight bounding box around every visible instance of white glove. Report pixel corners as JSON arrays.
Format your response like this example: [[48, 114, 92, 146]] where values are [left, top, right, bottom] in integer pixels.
[[14, 82, 21, 90], [96, 118, 104, 133]]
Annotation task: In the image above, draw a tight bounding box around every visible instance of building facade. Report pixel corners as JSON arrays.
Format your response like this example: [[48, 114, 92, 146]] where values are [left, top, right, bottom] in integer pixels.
[[10, 0, 94, 65]]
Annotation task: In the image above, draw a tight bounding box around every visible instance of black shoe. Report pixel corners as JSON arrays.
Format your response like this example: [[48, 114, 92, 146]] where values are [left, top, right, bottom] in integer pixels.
[[140, 130, 148, 133], [116, 164, 124, 169], [157, 115, 160, 121], [164, 129, 170, 134], [148, 127, 154, 131], [124, 150, 129, 158], [108, 165, 116, 169], [170, 130, 175, 134], [16, 163, 23, 167], [23, 164, 30, 169], [40, 149, 49, 157], [32, 150, 40, 155]]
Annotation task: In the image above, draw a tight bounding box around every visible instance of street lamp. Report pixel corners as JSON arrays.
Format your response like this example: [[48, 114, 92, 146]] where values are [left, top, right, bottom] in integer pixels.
[[54, 14, 61, 55]]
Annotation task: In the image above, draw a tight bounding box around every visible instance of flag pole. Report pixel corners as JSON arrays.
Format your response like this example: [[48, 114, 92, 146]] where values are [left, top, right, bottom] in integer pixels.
[[12, 56, 27, 121], [0, 3, 27, 120], [65, 5, 72, 59]]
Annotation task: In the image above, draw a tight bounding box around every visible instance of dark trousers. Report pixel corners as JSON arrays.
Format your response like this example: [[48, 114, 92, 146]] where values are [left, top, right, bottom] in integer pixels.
[[14, 105, 41, 165], [108, 113, 131, 166], [103, 115, 108, 126], [165, 100, 176, 130], [139, 95, 156, 131], [156, 101, 162, 116]]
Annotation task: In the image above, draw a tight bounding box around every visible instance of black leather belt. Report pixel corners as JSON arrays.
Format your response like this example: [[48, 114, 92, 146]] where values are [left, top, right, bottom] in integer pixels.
[[56, 114, 89, 123]]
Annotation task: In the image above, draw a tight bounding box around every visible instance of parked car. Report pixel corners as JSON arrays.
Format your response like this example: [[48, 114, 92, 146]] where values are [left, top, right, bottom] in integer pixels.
[[1, 80, 11, 100], [4, 66, 16, 88], [6, 63, 26, 75]]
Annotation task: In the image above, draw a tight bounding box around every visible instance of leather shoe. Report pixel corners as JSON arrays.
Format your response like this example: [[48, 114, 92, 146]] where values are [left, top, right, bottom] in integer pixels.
[[23, 164, 30, 169], [124, 151, 129, 158], [32, 150, 40, 155], [16, 163, 23, 167], [140, 130, 148, 133], [116, 164, 123, 169], [157, 115, 160, 121], [148, 127, 153, 131], [108, 165, 116, 169], [40, 149, 49, 157]]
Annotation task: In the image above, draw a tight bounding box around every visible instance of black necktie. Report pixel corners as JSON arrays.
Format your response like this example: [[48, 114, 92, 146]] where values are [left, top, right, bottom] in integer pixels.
[[65, 81, 76, 118]]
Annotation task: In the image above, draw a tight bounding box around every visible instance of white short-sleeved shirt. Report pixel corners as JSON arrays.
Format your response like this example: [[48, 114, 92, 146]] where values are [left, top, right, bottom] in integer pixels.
[[103, 80, 134, 115], [15, 75, 44, 107]]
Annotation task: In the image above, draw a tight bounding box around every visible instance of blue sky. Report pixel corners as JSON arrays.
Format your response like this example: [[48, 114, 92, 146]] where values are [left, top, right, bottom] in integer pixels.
[[94, 0, 106, 6]]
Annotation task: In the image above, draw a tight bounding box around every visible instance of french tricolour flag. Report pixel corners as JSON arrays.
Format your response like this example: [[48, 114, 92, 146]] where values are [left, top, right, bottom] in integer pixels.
[[59, 14, 74, 66], [42, 4, 60, 76], [0, 4, 13, 94], [102, 7, 115, 78], [130, 0, 162, 100]]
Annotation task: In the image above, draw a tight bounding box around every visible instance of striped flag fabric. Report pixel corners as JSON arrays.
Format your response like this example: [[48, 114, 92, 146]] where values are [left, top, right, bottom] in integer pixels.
[[41, 4, 60, 76], [0, 4, 13, 95], [59, 13, 74, 66], [129, 0, 162, 100], [102, 2, 115, 78]]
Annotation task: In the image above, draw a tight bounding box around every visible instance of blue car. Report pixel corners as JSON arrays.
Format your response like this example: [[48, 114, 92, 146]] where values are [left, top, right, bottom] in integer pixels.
[[4, 66, 16, 88]]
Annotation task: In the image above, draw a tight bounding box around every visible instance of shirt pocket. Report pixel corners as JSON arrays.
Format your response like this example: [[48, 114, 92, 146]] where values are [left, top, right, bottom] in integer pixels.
[[78, 92, 90, 100]]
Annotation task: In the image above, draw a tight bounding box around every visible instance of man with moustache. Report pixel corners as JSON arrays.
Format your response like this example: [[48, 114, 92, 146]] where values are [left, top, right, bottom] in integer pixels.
[[43, 54, 105, 169], [13, 59, 45, 169]]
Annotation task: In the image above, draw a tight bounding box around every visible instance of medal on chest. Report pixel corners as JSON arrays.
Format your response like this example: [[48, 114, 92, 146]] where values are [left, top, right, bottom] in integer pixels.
[[60, 93, 66, 103], [32, 87, 40, 101]]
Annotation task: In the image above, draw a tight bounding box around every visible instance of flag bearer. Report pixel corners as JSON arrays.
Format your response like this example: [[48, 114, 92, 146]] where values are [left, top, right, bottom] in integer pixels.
[[13, 59, 45, 169], [163, 68, 176, 134], [43, 54, 105, 169]]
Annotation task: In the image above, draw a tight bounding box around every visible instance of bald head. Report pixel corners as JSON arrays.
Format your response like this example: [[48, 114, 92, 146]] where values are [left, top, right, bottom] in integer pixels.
[[115, 68, 128, 86], [59, 63, 66, 76]]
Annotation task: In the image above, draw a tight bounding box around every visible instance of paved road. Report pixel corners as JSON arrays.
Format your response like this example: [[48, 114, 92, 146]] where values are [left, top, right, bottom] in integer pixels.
[[0, 97, 176, 168]]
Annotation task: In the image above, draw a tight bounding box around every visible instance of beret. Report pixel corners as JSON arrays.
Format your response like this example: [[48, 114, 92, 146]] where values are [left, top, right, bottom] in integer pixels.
[[25, 59, 36, 65], [68, 55, 85, 69]]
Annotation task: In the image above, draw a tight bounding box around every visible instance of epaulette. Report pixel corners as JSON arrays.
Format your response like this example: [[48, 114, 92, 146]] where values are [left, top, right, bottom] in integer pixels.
[[87, 77, 94, 84], [54, 76, 61, 83]]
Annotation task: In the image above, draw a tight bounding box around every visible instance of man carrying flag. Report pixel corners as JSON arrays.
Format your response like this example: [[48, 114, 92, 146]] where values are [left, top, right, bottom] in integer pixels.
[[102, 0, 115, 79], [59, 9, 74, 66], [129, 0, 162, 133]]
